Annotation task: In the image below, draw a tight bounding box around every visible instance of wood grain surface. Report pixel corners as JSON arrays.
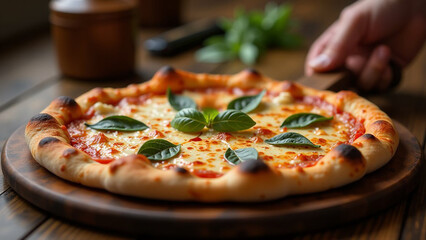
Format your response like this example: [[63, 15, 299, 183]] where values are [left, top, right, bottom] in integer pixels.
[[0, 0, 425, 239], [1, 122, 422, 238]]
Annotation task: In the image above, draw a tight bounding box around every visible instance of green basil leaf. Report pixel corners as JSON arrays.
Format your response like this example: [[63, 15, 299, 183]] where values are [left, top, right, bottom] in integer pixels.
[[167, 88, 197, 111], [227, 89, 266, 113], [211, 110, 256, 132], [171, 108, 207, 132], [265, 132, 320, 148], [280, 113, 333, 128], [137, 139, 181, 161], [195, 43, 235, 63], [224, 147, 258, 165], [85, 115, 149, 132], [198, 4, 301, 65], [239, 42, 259, 65], [202, 108, 219, 124]]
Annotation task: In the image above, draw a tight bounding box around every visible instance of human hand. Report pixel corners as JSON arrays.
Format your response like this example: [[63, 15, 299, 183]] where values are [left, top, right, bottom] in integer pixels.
[[305, 0, 426, 92]]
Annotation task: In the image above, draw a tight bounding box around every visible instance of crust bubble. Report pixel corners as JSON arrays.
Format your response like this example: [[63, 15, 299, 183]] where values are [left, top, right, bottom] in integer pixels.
[[56, 96, 78, 107], [243, 68, 261, 76], [360, 133, 378, 140], [334, 144, 362, 161], [159, 65, 176, 75], [239, 159, 269, 174], [39, 137, 60, 147], [30, 113, 55, 123], [174, 167, 189, 174]]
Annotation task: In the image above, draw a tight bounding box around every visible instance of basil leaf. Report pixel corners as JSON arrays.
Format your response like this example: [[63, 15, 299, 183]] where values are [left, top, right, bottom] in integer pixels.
[[167, 88, 197, 111], [211, 110, 256, 132], [171, 108, 207, 132], [227, 89, 266, 113], [137, 139, 181, 161], [85, 115, 149, 132], [197, 4, 301, 64], [280, 113, 333, 128], [202, 108, 219, 124], [224, 147, 258, 165], [239, 42, 259, 65], [195, 42, 236, 63], [265, 132, 320, 148]]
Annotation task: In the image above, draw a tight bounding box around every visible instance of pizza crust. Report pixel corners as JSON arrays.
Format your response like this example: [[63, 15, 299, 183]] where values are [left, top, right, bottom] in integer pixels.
[[25, 66, 399, 202]]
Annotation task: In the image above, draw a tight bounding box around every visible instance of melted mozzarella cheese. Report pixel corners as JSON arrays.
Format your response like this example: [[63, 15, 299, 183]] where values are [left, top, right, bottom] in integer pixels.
[[67, 90, 353, 174]]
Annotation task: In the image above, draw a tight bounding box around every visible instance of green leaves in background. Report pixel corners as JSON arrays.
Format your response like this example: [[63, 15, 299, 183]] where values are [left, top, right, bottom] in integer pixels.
[[239, 42, 259, 65], [167, 88, 197, 111], [85, 115, 149, 132], [196, 3, 302, 65], [224, 147, 258, 165], [280, 113, 333, 128], [265, 132, 320, 148], [227, 90, 266, 113], [195, 42, 235, 63], [137, 139, 181, 161]]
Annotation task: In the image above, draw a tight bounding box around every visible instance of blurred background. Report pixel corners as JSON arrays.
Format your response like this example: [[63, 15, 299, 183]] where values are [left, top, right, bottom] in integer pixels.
[[0, 0, 356, 83]]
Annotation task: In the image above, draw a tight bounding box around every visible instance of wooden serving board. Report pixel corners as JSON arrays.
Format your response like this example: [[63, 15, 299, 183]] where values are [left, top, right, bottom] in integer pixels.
[[1, 122, 422, 238]]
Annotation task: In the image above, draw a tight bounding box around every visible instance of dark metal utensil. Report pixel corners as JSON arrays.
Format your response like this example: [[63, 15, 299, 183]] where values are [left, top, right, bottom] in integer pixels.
[[144, 19, 223, 56]]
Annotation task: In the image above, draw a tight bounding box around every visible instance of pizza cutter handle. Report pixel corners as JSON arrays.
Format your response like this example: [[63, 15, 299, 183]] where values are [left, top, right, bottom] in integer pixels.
[[298, 60, 402, 92], [297, 69, 355, 91]]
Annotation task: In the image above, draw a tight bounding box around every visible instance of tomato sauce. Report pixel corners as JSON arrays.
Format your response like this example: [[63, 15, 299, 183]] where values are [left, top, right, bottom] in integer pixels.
[[297, 96, 365, 144]]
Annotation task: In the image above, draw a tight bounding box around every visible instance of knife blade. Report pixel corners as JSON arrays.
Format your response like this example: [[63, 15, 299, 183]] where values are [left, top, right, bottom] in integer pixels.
[[297, 69, 355, 91]]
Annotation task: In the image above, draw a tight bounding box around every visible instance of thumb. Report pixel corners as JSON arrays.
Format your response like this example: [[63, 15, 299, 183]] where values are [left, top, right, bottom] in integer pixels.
[[309, 7, 366, 71]]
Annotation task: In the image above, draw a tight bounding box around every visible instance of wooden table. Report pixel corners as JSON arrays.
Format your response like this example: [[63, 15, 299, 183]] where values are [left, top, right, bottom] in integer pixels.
[[0, 0, 424, 239]]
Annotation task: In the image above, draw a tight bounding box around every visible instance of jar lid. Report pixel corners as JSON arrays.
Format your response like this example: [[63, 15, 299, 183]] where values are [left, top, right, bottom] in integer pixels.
[[51, 0, 137, 15], [50, 0, 138, 26]]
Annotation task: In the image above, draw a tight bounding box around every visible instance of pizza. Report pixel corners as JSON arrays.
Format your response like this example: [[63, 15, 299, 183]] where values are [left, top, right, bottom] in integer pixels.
[[25, 66, 399, 202]]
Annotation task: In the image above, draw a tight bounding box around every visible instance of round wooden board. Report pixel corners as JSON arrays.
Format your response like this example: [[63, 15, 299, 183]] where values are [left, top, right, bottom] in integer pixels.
[[2, 122, 422, 238]]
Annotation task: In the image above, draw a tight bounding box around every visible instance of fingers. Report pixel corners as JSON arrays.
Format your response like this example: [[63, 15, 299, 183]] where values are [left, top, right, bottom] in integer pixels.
[[377, 66, 393, 92], [386, 15, 426, 67], [308, 5, 367, 72], [358, 45, 391, 92], [305, 23, 337, 76]]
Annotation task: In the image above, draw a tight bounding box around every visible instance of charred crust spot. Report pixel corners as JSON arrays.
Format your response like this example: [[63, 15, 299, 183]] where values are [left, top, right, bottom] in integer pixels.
[[244, 68, 260, 76], [239, 159, 269, 174], [335, 144, 362, 161], [175, 167, 188, 174], [56, 96, 78, 107], [361, 133, 378, 140], [63, 148, 78, 158], [39, 137, 60, 147], [159, 65, 176, 75], [30, 113, 55, 123]]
